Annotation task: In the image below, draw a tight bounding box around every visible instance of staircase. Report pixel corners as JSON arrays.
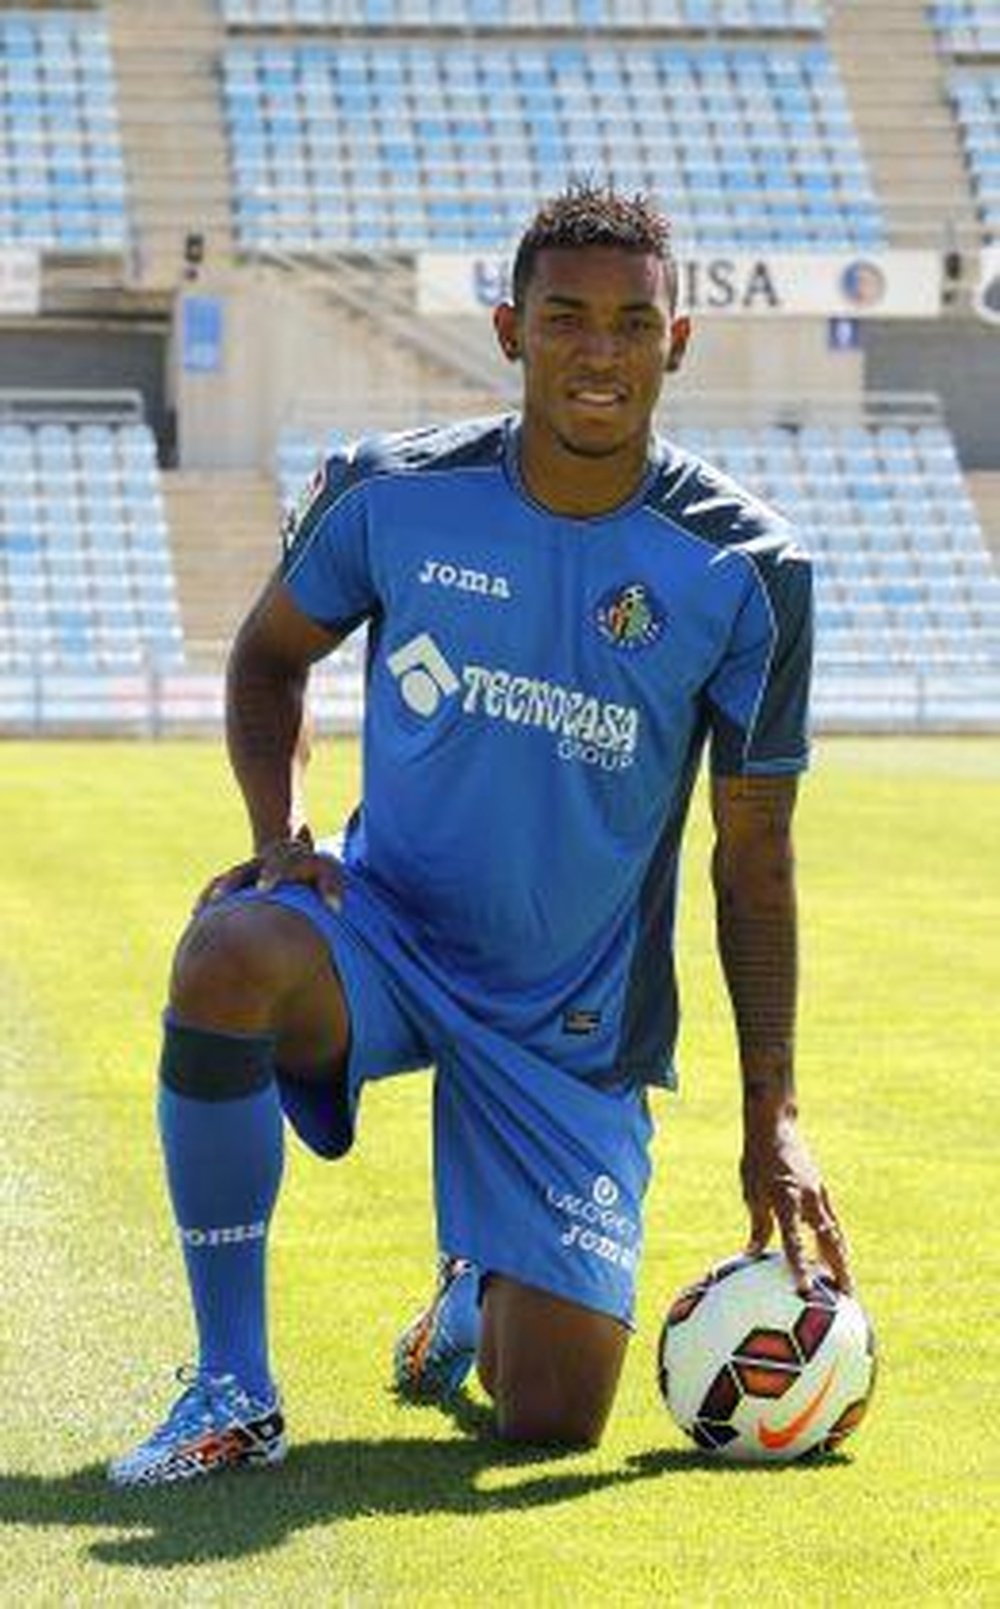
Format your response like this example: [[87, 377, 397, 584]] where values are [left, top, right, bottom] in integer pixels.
[[828, 0, 980, 254], [968, 472, 1000, 560], [164, 471, 280, 666], [263, 252, 514, 420], [105, 0, 233, 290]]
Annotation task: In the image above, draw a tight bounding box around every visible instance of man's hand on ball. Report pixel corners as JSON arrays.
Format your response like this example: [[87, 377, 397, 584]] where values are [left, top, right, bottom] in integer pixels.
[[741, 1104, 853, 1298]]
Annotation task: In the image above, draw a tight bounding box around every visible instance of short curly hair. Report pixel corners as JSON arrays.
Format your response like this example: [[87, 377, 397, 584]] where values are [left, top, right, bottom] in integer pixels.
[[512, 179, 677, 310]]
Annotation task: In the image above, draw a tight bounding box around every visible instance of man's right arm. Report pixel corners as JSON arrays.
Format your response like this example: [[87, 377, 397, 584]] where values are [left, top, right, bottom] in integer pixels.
[[226, 575, 341, 854], [206, 442, 375, 907], [195, 577, 345, 911]]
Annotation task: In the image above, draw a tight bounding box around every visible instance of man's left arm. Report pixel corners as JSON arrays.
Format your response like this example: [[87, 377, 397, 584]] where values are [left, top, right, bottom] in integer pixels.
[[711, 772, 852, 1294]]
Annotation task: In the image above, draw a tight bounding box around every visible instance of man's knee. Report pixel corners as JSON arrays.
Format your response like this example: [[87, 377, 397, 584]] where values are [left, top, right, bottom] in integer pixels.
[[169, 902, 322, 1034], [493, 1383, 606, 1449], [480, 1277, 627, 1450]]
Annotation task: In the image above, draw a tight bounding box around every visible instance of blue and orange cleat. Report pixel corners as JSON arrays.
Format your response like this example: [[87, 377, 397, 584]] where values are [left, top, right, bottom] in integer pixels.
[[393, 1255, 480, 1402], [107, 1366, 286, 1487]]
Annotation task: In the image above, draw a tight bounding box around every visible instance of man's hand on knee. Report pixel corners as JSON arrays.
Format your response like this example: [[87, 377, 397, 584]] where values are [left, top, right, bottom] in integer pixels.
[[195, 825, 344, 914]]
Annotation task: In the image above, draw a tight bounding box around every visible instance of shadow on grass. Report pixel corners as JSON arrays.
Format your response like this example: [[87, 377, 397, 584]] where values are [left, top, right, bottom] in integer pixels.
[[0, 1391, 852, 1570]]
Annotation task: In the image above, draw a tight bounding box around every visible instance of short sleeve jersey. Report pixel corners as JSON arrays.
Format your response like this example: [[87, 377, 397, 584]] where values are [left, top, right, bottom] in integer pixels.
[[283, 416, 812, 1088]]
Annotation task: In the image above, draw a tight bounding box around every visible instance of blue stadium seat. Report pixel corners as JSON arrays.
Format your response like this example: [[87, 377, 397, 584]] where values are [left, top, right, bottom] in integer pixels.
[[949, 72, 1000, 237], [930, 2, 1000, 57], [0, 420, 183, 675], [270, 416, 996, 721], [651, 421, 1000, 697], [0, 12, 129, 252], [222, 39, 881, 252]]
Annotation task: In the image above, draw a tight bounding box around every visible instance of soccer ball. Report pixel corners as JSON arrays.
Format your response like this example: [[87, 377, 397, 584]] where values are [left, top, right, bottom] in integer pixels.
[[658, 1251, 877, 1462]]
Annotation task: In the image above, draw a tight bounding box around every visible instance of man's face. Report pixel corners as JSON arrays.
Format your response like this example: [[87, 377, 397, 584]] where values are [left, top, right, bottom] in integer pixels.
[[499, 246, 680, 461]]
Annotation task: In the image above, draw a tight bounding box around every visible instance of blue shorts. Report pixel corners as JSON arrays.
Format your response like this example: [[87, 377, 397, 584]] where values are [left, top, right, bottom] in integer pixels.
[[228, 873, 654, 1325]]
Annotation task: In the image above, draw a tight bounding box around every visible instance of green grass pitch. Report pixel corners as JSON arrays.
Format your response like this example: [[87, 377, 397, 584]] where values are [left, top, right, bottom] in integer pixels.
[[1, 736, 998, 1605]]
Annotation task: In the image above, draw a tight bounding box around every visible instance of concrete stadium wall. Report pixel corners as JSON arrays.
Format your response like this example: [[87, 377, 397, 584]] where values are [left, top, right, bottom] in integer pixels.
[[432, 310, 866, 416], [172, 269, 866, 471], [863, 318, 1000, 469], [662, 315, 865, 412], [0, 321, 169, 446], [172, 268, 462, 471]]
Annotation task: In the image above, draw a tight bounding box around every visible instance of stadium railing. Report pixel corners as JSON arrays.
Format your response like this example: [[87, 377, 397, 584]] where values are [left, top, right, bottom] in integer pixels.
[[218, 0, 828, 36]]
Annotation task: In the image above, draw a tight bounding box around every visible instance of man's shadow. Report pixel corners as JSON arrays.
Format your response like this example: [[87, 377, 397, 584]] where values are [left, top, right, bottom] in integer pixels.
[[0, 1393, 847, 1570], [0, 1407, 678, 1569]]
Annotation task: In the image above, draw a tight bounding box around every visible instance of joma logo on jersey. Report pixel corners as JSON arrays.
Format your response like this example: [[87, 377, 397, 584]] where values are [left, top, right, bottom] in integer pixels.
[[418, 557, 512, 600], [386, 631, 639, 771]]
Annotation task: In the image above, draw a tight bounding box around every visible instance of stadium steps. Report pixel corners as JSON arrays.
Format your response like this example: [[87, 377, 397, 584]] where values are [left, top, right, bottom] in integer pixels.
[[264, 253, 513, 416], [828, 0, 980, 252], [241, 256, 509, 444], [105, 0, 235, 289], [967, 472, 1000, 560], [164, 470, 280, 667]]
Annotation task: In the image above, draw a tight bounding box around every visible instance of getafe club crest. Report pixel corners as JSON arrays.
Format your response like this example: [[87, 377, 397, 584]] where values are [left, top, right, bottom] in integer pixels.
[[595, 582, 665, 651]]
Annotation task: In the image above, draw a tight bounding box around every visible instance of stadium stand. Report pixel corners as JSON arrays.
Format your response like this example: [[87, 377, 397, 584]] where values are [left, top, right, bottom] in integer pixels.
[[219, 1, 827, 33], [277, 426, 347, 509], [277, 415, 1000, 727], [947, 74, 1000, 238], [928, 2, 1000, 57], [0, 8, 129, 252], [678, 419, 1000, 671], [1, 0, 996, 731], [929, 4, 1000, 240], [0, 409, 183, 693], [823, 0, 979, 252], [221, 39, 883, 252]]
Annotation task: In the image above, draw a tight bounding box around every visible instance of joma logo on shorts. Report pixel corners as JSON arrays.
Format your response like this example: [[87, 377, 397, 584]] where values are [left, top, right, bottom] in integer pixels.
[[546, 1181, 640, 1271], [545, 1184, 637, 1242], [559, 1220, 638, 1271], [418, 558, 512, 600]]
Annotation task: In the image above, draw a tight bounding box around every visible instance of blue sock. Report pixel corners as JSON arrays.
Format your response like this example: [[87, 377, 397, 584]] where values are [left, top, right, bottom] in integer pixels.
[[443, 1260, 481, 1355], [158, 1018, 284, 1399]]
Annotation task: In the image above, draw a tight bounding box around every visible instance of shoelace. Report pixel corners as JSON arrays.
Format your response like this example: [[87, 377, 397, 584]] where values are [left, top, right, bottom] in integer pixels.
[[143, 1365, 232, 1448]]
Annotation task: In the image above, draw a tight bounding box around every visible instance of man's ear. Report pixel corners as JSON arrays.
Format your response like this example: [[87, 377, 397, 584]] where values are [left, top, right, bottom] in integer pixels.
[[665, 315, 692, 374], [493, 302, 521, 363]]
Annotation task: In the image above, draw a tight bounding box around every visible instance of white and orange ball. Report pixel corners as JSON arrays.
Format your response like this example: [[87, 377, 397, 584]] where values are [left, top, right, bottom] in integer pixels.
[[658, 1251, 877, 1462]]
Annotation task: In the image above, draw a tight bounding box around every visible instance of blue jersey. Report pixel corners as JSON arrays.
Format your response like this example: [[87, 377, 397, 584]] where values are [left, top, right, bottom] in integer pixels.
[[282, 415, 812, 1089]]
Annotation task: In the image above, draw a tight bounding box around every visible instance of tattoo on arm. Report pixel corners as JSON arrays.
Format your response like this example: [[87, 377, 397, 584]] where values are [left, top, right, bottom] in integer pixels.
[[743, 1066, 797, 1106], [712, 778, 799, 1110]]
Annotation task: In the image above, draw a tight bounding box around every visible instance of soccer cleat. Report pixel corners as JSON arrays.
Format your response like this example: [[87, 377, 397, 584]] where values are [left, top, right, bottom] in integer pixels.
[[107, 1366, 286, 1487], [393, 1255, 479, 1402]]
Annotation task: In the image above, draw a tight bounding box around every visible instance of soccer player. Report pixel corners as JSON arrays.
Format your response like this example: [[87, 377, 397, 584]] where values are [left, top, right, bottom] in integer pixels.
[[109, 181, 853, 1486]]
